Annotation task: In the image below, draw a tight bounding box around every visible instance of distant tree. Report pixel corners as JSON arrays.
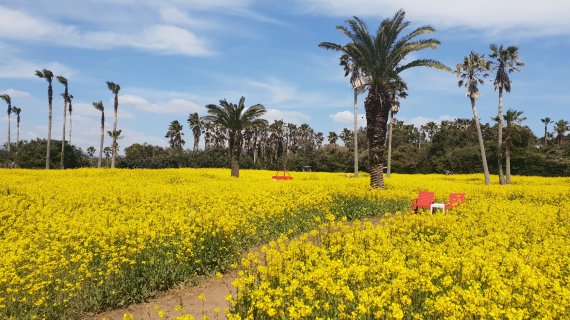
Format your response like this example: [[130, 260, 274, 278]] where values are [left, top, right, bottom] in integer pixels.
[[340, 128, 353, 149], [0, 94, 12, 152], [106, 81, 121, 168], [12, 107, 21, 146], [187, 112, 202, 151], [489, 44, 524, 184], [328, 131, 338, 145], [103, 146, 112, 166], [35, 68, 54, 169], [456, 52, 492, 185], [320, 10, 449, 188], [555, 119, 569, 146], [67, 94, 74, 144], [92, 101, 105, 168], [86, 146, 96, 166], [17, 138, 87, 169], [56, 76, 69, 169], [203, 96, 267, 177], [165, 120, 185, 150], [107, 129, 123, 162], [503, 109, 526, 184], [541, 117, 553, 147]]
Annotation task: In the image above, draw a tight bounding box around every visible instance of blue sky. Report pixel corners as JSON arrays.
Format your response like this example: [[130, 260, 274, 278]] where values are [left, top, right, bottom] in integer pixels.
[[1, 0, 569, 151]]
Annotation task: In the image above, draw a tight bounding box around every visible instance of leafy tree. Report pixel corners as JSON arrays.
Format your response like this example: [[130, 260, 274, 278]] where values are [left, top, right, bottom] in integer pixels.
[[456, 52, 492, 185], [16, 139, 87, 169], [56, 76, 69, 169], [165, 120, 185, 150], [328, 131, 338, 145], [320, 10, 449, 188], [489, 44, 524, 184], [106, 81, 121, 168], [0, 94, 12, 152], [187, 112, 202, 151], [203, 96, 267, 177], [35, 68, 54, 169], [86, 146, 96, 166], [92, 101, 105, 168]]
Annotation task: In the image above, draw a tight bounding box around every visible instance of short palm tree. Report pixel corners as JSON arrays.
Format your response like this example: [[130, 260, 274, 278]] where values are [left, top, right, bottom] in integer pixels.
[[456, 52, 492, 185], [489, 44, 524, 184], [540, 117, 553, 147], [56, 76, 69, 169], [103, 146, 112, 166], [86, 146, 96, 167], [107, 129, 122, 164], [320, 10, 450, 188], [165, 120, 185, 150], [328, 131, 338, 145], [92, 101, 105, 168], [106, 81, 121, 168], [12, 107, 21, 146], [554, 119, 569, 146], [0, 94, 12, 152], [187, 112, 202, 151], [67, 94, 74, 145], [503, 109, 526, 184], [202, 96, 267, 177], [35, 69, 54, 169]]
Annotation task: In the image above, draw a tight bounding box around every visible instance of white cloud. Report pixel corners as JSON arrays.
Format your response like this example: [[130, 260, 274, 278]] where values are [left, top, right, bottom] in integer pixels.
[[0, 89, 31, 98], [263, 108, 310, 124], [121, 94, 204, 114], [330, 110, 366, 127], [297, 0, 570, 37]]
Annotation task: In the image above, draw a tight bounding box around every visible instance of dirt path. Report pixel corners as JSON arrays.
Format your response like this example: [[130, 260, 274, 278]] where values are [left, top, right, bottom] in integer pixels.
[[83, 271, 236, 320], [83, 217, 388, 320]]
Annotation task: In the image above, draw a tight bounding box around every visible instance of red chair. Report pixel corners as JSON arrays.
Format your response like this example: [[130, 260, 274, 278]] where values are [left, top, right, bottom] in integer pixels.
[[445, 193, 466, 212], [411, 191, 434, 213], [272, 170, 293, 181]]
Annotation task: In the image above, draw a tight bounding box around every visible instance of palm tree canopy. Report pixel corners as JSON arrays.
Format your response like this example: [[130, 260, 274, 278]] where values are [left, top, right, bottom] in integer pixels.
[[35, 69, 54, 82], [0, 94, 12, 114], [541, 117, 552, 125], [319, 10, 450, 97], [202, 96, 267, 132], [56, 76, 68, 87], [93, 101, 104, 112], [504, 109, 526, 127], [106, 81, 121, 94], [12, 107, 21, 116], [489, 44, 524, 93], [555, 120, 570, 134], [456, 52, 491, 100]]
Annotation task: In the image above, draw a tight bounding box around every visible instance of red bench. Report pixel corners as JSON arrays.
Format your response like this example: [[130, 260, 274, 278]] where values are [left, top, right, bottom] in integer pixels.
[[411, 191, 434, 213], [272, 170, 293, 180], [445, 193, 466, 212]]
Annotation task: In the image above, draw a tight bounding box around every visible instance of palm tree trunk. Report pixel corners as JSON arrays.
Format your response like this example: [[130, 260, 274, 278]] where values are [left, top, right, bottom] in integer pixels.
[[46, 86, 53, 169], [61, 99, 67, 169], [497, 88, 505, 184], [543, 125, 548, 147], [98, 121, 104, 168], [353, 89, 359, 178], [7, 112, 11, 152], [193, 135, 199, 151], [69, 110, 73, 145], [16, 120, 19, 146], [387, 111, 394, 178], [365, 91, 389, 189], [471, 97, 491, 185], [111, 94, 118, 168], [505, 141, 511, 184]]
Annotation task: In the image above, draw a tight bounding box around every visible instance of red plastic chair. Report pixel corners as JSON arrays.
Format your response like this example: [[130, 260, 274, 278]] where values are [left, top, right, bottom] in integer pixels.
[[272, 170, 293, 180], [445, 193, 466, 212], [411, 191, 434, 213]]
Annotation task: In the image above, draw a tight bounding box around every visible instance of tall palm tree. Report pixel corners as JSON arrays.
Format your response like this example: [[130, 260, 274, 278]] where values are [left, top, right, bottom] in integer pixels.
[[489, 44, 524, 184], [0, 94, 11, 152], [502, 109, 526, 184], [386, 98, 400, 178], [320, 10, 450, 188], [106, 81, 121, 168], [92, 101, 105, 168], [456, 52, 492, 185], [56, 76, 69, 169], [202, 96, 267, 177], [540, 117, 553, 147], [187, 112, 202, 151], [68, 94, 74, 145], [165, 120, 185, 150], [340, 54, 367, 178], [35, 69, 54, 169], [554, 119, 569, 146]]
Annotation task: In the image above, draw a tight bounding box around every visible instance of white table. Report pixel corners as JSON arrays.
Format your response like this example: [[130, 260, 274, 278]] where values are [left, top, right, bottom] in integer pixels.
[[430, 203, 445, 214]]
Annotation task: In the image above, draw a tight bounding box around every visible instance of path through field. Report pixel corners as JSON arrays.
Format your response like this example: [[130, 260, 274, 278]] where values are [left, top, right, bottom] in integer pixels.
[[84, 271, 236, 320]]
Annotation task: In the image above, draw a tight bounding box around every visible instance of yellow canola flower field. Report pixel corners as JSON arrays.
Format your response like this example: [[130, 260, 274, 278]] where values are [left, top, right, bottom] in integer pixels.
[[230, 174, 570, 320], [0, 168, 407, 320]]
